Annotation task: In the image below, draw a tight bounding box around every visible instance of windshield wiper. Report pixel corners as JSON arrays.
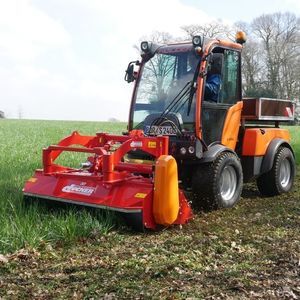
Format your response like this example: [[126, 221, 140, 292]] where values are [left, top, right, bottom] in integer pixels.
[[148, 81, 193, 135], [157, 81, 193, 120], [158, 58, 201, 119]]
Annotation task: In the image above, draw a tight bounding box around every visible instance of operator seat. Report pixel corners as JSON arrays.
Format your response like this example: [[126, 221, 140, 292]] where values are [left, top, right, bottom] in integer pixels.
[[202, 53, 226, 145], [204, 53, 224, 103]]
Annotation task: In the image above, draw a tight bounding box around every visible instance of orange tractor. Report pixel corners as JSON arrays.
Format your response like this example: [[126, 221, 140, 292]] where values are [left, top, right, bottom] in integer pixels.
[[23, 32, 296, 230]]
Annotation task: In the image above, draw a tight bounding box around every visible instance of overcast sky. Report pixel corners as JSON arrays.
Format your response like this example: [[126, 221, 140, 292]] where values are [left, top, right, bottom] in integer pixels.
[[0, 0, 299, 121]]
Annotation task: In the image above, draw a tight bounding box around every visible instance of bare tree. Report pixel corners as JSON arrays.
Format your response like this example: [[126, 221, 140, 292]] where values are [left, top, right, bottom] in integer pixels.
[[133, 31, 175, 53], [181, 20, 232, 39], [133, 31, 177, 103], [137, 13, 300, 103], [240, 40, 267, 96], [141, 31, 174, 44], [251, 12, 300, 98], [232, 21, 269, 96], [295, 99, 300, 124]]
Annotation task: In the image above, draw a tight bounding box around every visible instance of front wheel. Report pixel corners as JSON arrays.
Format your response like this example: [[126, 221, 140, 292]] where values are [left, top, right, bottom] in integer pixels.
[[192, 152, 243, 209], [257, 146, 295, 196]]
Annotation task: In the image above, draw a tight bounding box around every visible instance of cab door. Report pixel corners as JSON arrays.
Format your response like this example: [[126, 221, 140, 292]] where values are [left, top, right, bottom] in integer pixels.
[[201, 49, 242, 149]]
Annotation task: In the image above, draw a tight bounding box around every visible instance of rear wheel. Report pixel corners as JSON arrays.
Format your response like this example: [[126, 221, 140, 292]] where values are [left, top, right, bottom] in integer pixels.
[[257, 146, 295, 196], [192, 152, 243, 209]]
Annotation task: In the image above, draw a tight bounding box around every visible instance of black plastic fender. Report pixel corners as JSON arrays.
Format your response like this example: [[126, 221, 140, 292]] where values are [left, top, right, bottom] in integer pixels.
[[201, 144, 236, 163], [260, 138, 295, 174]]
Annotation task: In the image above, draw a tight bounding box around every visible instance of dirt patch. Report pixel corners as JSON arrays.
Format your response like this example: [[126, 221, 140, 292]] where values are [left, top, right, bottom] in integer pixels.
[[1, 173, 299, 299]]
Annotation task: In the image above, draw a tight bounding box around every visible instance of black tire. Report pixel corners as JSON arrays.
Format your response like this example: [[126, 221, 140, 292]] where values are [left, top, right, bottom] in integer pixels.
[[257, 146, 295, 197], [192, 152, 243, 209]]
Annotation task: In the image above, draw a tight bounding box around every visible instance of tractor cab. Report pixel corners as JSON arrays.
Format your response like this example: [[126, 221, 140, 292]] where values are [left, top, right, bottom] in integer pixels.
[[126, 35, 244, 160], [129, 43, 199, 134]]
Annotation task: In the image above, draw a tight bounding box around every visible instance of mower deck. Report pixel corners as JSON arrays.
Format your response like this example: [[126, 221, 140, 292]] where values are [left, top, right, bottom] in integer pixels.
[[23, 130, 192, 230]]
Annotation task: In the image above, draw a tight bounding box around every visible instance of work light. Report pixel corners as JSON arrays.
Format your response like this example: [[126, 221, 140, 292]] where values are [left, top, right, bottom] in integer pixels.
[[192, 35, 202, 47], [141, 41, 150, 52]]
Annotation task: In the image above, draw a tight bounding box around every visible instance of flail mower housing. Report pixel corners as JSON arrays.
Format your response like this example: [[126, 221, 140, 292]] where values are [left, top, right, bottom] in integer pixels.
[[23, 130, 192, 230]]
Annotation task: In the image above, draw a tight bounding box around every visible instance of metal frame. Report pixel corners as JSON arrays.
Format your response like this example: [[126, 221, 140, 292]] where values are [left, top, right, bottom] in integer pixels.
[[243, 98, 295, 122]]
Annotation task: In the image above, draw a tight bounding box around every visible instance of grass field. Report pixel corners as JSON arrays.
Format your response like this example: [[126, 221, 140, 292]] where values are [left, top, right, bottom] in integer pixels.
[[0, 119, 126, 254], [0, 119, 299, 299]]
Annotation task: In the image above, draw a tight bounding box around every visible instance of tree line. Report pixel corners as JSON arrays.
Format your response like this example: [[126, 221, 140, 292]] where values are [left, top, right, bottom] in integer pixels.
[[140, 12, 300, 122]]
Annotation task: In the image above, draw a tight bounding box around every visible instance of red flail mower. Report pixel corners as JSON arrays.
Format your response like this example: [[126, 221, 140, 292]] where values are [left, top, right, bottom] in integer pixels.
[[23, 130, 193, 230]]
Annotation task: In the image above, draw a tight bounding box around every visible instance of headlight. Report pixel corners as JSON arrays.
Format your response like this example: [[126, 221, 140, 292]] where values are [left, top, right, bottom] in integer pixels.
[[180, 147, 187, 155], [188, 146, 195, 154]]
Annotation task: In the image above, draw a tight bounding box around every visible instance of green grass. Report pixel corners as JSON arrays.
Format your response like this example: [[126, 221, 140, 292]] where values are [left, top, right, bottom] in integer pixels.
[[0, 119, 126, 253], [287, 125, 300, 164], [0, 120, 299, 299]]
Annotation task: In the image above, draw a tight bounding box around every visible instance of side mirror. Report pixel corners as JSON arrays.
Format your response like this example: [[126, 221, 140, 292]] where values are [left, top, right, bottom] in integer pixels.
[[124, 61, 139, 83]]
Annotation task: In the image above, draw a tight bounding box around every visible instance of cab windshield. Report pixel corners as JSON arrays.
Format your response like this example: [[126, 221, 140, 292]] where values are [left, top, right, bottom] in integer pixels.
[[132, 48, 200, 133]]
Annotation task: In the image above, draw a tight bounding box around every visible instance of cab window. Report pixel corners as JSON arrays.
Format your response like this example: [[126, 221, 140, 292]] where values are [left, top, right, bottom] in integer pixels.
[[220, 50, 240, 104]]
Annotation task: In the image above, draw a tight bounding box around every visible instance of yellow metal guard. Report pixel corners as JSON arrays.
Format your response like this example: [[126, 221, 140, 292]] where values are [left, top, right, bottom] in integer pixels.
[[153, 155, 179, 226]]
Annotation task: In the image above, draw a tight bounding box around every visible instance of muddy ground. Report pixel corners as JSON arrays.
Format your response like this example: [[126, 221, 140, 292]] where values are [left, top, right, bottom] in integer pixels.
[[0, 173, 299, 299]]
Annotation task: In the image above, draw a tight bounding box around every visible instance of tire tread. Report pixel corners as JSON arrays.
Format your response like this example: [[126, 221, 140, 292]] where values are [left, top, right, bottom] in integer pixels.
[[192, 152, 243, 209], [257, 146, 295, 197]]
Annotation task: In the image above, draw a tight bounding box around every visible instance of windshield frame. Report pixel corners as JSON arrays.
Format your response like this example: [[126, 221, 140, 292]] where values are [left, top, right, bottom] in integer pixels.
[[128, 44, 200, 133]]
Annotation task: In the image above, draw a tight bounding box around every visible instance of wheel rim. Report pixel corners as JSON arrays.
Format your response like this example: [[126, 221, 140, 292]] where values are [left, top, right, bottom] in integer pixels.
[[219, 165, 237, 201], [279, 158, 291, 188]]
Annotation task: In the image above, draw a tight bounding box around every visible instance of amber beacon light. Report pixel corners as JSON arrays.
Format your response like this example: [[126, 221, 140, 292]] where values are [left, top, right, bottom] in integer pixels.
[[235, 31, 247, 44]]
